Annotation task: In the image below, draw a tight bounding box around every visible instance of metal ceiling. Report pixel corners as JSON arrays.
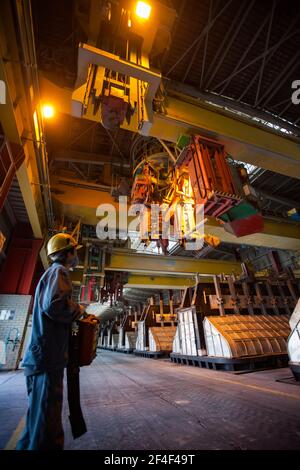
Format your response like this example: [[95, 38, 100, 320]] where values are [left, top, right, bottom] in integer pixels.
[[249, 167, 300, 214], [33, 0, 300, 134], [33, 0, 300, 179], [31, 0, 300, 271], [161, 0, 300, 133]]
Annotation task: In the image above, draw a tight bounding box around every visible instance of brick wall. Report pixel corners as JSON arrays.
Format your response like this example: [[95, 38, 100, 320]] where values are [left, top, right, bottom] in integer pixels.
[[0, 294, 32, 370]]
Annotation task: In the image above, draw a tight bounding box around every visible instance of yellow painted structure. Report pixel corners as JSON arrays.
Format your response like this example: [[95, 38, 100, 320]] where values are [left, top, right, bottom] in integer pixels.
[[105, 249, 242, 276], [51, 183, 300, 250]]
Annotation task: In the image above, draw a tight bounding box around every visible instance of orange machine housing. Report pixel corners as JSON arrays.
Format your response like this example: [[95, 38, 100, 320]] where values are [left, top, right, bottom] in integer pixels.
[[177, 135, 263, 237], [78, 314, 101, 366], [184, 136, 241, 218]]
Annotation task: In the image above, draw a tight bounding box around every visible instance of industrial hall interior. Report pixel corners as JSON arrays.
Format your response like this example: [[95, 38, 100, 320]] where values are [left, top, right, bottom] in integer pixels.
[[1, 0, 300, 453]]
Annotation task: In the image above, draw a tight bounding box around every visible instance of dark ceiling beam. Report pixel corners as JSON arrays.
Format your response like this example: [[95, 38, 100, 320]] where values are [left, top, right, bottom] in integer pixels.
[[282, 179, 300, 194], [70, 162, 87, 180], [104, 127, 126, 160], [53, 149, 130, 167], [167, 0, 233, 78], [182, 0, 219, 83], [204, 0, 255, 90], [237, 29, 300, 103], [272, 177, 296, 193], [66, 121, 99, 149], [257, 49, 300, 107], [110, 129, 119, 156], [166, 80, 300, 137], [213, 12, 300, 93], [161, 0, 187, 69], [199, 0, 213, 90], [254, 0, 277, 106], [269, 97, 291, 110], [278, 101, 293, 118], [54, 176, 111, 192], [217, 10, 272, 96], [255, 190, 300, 210], [90, 123, 96, 153]]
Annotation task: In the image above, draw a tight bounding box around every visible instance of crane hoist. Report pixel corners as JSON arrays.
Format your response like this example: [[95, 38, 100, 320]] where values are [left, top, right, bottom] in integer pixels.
[[68, 1, 263, 252], [130, 134, 263, 253]]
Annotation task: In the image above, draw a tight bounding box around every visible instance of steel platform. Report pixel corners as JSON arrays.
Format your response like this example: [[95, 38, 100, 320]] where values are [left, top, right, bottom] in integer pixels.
[[116, 348, 134, 354], [134, 350, 166, 359], [99, 346, 116, 351], [170, 353, 288, 372]]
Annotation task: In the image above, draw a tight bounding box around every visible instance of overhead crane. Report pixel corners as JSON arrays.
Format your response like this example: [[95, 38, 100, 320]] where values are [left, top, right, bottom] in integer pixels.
[[1, 0, 299, 262], [1, 1, 300, 291], [105, 248, 242, 275], [51, 183, 300, 251], [37, 1, 300, 257], [39, 66, 300, 179], [38, 38, 300, 179]]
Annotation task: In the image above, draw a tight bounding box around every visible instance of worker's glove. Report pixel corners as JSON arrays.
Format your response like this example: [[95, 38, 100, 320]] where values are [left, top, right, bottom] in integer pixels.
[[79, 304, 88, 318], [72, 304, 87, 322]]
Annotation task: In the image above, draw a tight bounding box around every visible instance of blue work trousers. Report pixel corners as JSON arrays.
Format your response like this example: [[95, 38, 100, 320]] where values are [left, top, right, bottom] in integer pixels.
[[16, 369, 64, 450]]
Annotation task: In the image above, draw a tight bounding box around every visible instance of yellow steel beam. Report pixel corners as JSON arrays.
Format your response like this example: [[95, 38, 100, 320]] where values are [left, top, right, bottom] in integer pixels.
[[125, 274, 212, 289], [105, 250, 242, 276], [39, 74, 300, 179], [150, 97, 300, 179], [205, 217, 300, 251], [51, 184, 300, 250], [69, 271, 205, 289]]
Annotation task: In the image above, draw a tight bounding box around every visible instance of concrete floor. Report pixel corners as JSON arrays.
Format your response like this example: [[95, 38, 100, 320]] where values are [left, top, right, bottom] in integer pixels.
[[1, 350, 300, 450]]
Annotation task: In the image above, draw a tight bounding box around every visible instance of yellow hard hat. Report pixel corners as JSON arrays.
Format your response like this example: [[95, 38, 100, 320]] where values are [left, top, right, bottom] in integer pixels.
[[47, 233, 83, 257]]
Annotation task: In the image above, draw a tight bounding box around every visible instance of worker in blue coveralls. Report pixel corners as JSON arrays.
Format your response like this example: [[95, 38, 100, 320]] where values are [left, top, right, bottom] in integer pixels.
[[16, 233, 85, 450]]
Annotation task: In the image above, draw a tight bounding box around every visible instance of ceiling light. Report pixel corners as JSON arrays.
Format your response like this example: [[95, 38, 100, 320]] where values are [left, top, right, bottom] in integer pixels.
[[135, 1, 151, 20], [42, 104, 55, 119]]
